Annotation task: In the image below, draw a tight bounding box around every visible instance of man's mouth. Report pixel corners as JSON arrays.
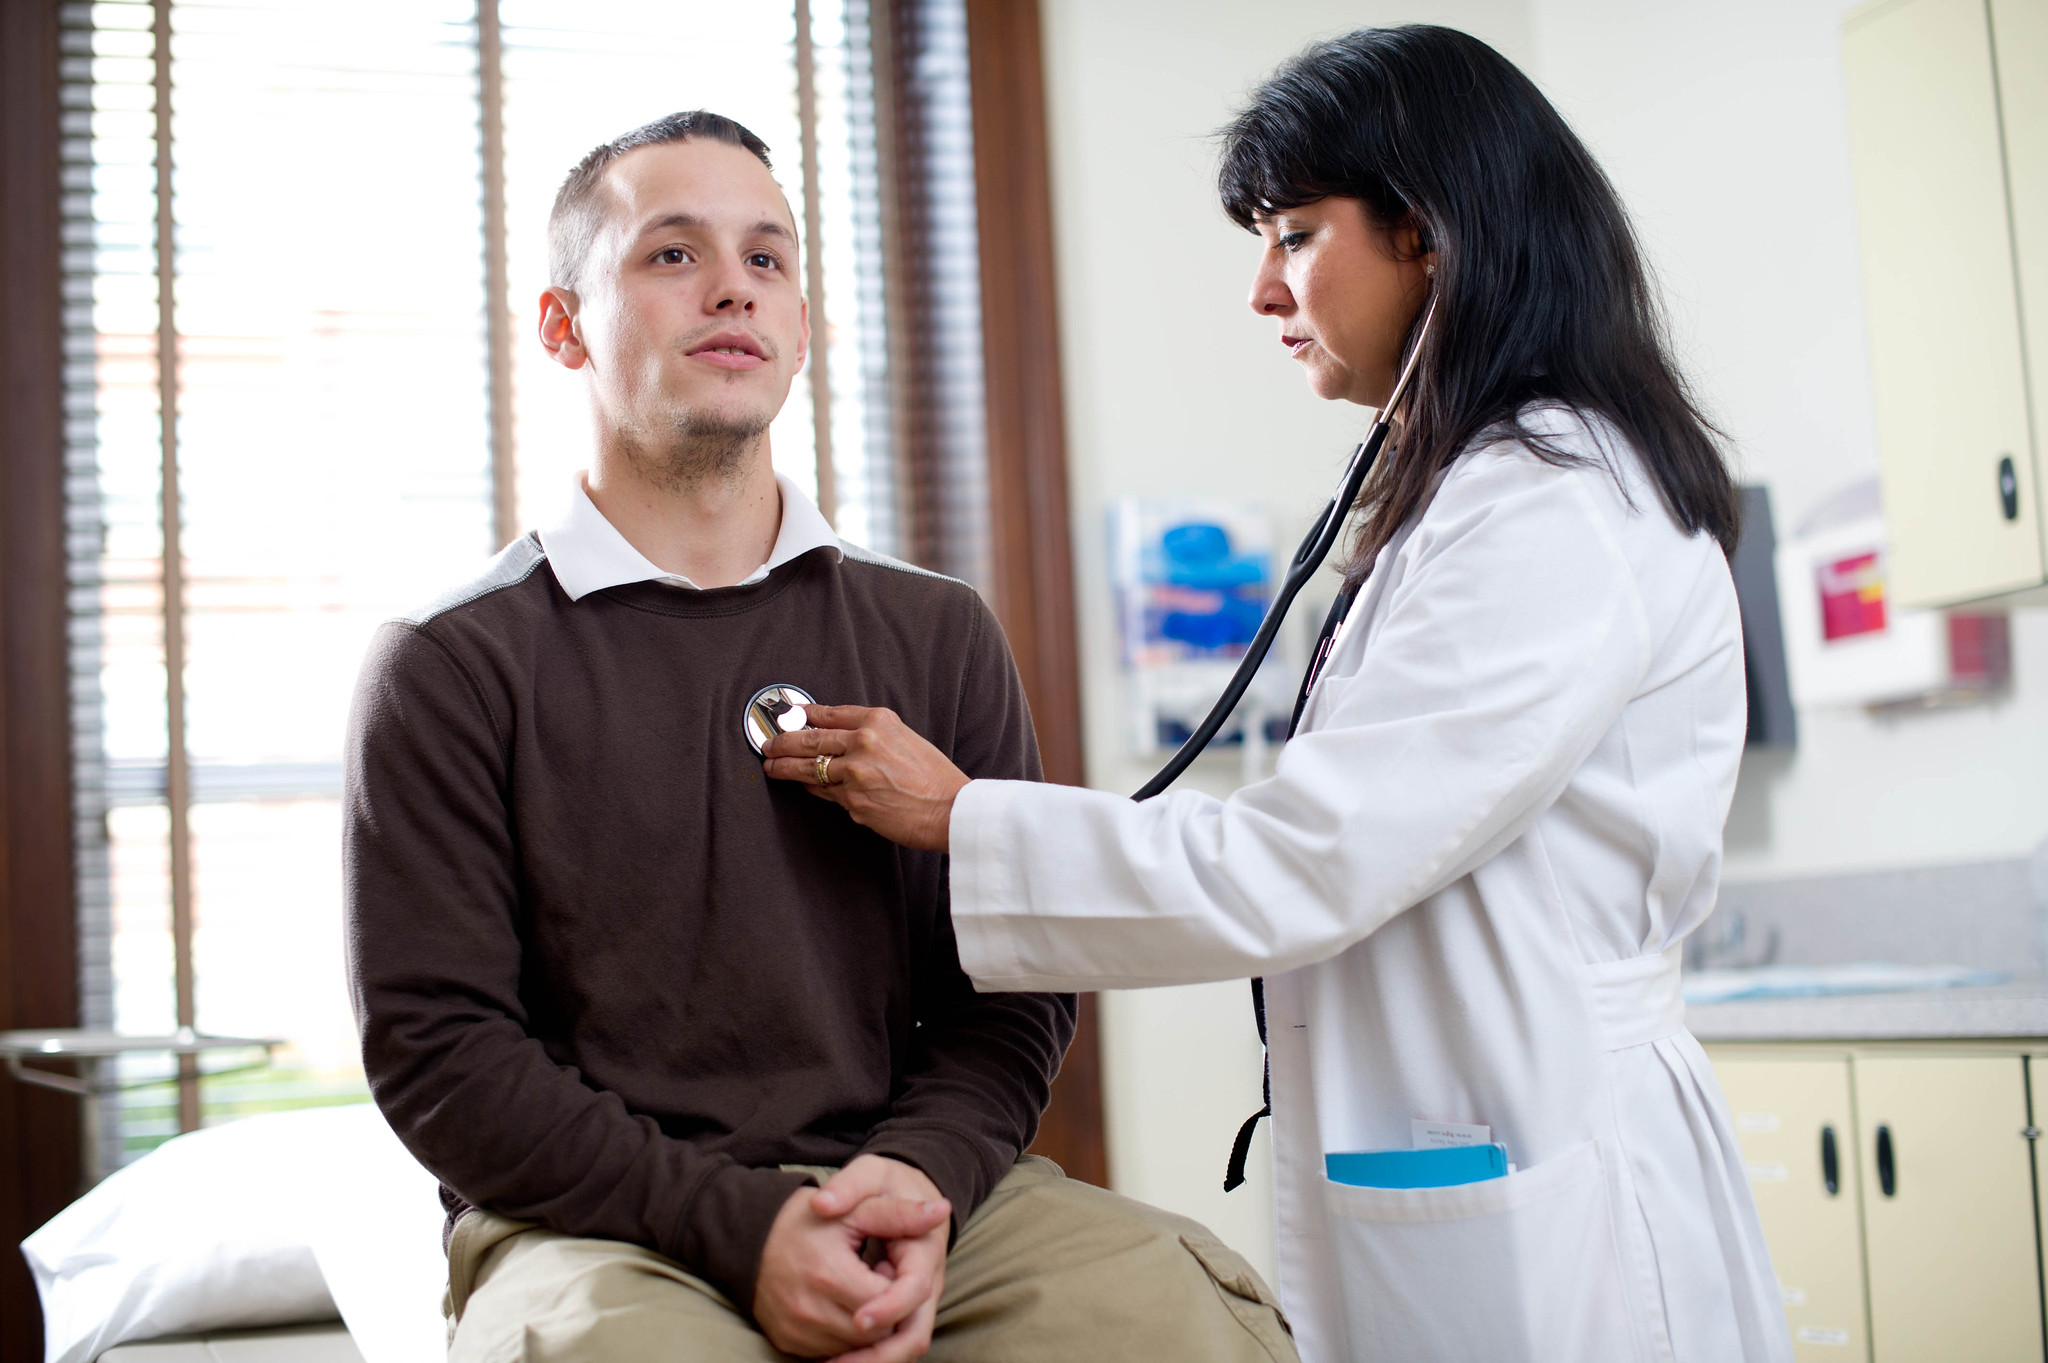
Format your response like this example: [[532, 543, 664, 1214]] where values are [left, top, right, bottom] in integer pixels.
[[1283, 334, 1313, 358], [686, 332, 770, 371]]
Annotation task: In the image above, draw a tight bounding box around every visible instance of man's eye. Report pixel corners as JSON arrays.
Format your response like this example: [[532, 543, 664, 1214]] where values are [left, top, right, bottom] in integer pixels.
[[656, 248, 688, 265], [748, 252, 780, 269]]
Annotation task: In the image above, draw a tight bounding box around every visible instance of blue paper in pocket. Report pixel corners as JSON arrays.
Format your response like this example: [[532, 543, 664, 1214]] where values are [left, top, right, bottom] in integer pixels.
[[1324, 1143, 1509, 1188]]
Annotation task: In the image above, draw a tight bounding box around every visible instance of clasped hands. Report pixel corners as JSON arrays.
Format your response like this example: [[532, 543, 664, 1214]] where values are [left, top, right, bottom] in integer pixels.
[[754, 1154, 953, 1362]]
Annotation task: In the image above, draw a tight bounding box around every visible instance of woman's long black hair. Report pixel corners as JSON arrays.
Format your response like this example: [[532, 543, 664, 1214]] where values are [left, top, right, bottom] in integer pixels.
[[1219, 26, 1738, 583]]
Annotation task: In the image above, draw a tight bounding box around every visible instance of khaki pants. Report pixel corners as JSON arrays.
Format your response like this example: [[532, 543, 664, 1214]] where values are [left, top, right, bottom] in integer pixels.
[[445, 1156, 1296, 1362]]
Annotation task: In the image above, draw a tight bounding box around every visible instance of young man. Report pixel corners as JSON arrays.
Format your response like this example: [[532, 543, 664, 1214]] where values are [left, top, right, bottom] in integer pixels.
[[343, 112, 1294, 1362]]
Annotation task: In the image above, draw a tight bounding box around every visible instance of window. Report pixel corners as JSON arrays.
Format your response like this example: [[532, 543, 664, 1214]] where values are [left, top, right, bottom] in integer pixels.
[[62, 0, 891, 1170], [495, 2, 883, 544]]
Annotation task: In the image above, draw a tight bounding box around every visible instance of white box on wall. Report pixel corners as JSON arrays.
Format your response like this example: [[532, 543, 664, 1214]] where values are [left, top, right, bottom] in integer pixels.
[[1777, 513, 1950, 706], [1107, 498, 1294, 759], [1777, 505, 2011, 709]]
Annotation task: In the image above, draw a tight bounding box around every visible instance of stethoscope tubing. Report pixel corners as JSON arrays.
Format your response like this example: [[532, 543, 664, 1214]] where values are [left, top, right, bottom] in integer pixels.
[[1131, 296, 1437, 802]]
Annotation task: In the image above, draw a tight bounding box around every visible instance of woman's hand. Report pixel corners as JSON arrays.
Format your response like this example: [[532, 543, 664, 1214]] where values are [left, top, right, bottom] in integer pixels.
[[761, 705, 969, 851]]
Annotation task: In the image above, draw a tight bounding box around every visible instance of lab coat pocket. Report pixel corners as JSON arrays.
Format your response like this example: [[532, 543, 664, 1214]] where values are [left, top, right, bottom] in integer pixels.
[[1320, 1139, 1639, 1362]]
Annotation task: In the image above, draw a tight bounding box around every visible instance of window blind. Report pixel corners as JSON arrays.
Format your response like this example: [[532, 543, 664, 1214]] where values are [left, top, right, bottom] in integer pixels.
[[56, 0, 884, 1170], [64, 0, 496, 1171], [493, 1, 877, 544], [62, 0, 967, 1173], [857, 0, 991, 588]]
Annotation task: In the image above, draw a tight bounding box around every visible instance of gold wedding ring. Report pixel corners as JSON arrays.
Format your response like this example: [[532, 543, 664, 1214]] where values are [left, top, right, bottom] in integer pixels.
[[816, 754, 834, 786]]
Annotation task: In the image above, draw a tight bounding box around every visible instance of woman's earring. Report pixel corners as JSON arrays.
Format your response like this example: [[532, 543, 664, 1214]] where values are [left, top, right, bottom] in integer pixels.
[[1424, 262, 1437, 277]]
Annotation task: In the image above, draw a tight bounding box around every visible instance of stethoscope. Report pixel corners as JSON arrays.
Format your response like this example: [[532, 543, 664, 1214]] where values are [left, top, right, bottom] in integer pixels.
[[744, 684, 816, 755], [1134, 293, 1436, 798], [744, 298, 1435, 1189], [1135, 295, 1435, 1193], [745, 297, 1438, 777]]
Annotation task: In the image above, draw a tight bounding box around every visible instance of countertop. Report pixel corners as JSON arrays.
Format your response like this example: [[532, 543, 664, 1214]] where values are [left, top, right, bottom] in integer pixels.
[[1687, 980, 2048, 1043]]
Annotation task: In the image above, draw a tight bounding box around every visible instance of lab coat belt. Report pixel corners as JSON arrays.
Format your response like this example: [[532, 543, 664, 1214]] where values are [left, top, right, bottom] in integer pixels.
[[1585, 946, 1685, 1051]]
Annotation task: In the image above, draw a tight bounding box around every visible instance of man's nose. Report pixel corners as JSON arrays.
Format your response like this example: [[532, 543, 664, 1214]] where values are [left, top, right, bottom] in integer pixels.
[[704, 256, 757, 315]]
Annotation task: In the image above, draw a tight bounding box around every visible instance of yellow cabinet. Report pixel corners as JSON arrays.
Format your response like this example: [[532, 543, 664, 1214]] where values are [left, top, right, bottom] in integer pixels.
[[1708, 1044, 2048, 1361], [1994, 0, 2048, 539], [1714, 1054, 1872, 1360], [1854, 1054, 2042, 1360], [1842, 0, 2047, 607]]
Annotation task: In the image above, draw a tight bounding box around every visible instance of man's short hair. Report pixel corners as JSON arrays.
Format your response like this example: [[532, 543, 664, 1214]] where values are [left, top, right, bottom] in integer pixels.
[[548, 110, 774, 292]]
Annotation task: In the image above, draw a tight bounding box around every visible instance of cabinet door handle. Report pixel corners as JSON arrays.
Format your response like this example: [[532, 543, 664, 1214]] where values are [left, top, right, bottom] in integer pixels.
[[2000, 455, 2020, 521], [1876, 1124, 1896, 1197], [1821, 1124, 1840, 1196]]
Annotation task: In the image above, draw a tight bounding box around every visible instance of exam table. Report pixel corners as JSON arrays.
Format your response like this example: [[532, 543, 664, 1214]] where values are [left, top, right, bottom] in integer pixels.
[[100, 1323, 365, 1363]]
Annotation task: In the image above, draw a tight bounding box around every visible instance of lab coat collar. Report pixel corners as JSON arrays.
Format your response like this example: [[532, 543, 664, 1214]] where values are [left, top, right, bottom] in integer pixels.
[[540, 471, 842, 602]]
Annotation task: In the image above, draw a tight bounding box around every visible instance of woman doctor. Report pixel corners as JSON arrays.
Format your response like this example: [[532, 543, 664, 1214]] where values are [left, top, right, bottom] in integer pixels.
[[766, 25, 1789, 1363]]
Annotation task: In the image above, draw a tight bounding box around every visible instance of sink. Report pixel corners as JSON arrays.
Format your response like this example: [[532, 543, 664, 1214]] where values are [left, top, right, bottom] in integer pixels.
[[1683, 963, 2006, 1006]]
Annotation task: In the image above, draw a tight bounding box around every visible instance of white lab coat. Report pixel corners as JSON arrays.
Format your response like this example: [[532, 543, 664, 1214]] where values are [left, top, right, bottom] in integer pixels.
[[949, 410, 1792, 1362]]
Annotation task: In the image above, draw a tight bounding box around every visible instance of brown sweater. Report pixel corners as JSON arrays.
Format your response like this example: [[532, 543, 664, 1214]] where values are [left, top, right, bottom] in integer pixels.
[[342, 534, 1074, 1309]]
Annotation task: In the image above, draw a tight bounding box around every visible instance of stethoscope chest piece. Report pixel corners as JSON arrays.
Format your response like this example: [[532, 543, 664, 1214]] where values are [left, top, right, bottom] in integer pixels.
[[744, 683, 817, 755]]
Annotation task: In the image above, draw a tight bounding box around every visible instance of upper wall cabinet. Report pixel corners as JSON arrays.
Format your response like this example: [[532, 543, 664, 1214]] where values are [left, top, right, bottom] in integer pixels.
[[1843, 0, 2048, 608]]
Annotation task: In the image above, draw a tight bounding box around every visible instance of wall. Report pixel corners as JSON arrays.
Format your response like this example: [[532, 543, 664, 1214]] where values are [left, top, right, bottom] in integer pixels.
[[1527, 0, 2048, 882], [1035, 0, 1532, 1280]]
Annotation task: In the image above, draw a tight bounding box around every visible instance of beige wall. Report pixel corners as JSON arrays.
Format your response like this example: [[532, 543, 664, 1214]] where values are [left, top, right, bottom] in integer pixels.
[[1527, 0, 2048, 881]]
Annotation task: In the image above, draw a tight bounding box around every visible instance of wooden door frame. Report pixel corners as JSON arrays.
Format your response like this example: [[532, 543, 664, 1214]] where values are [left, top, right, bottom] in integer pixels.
[[959, 0, 1102, 1186], [1, 0, 86, 1356], [873, 0, 1101, 1185]]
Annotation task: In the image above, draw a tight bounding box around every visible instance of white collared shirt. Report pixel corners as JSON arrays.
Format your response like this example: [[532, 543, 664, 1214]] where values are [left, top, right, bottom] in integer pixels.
[[539, 472, 842, 602]]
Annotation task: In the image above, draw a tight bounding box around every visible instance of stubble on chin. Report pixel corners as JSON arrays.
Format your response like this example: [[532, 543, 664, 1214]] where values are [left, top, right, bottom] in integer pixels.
[[624, 406, 771, 494]]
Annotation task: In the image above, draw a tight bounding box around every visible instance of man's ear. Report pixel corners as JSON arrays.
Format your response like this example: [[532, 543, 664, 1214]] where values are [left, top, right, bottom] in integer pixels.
[[539, 287, 587, 370], [795, 294, 810, 375]]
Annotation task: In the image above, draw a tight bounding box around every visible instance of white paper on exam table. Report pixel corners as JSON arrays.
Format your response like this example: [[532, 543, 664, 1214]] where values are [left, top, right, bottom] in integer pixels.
[[26, 1103, 447, 1363], [304, 1110, 447, 1363]]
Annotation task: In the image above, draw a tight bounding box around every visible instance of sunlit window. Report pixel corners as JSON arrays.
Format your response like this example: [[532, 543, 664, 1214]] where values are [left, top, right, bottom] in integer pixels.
[[63, 0, 880, 1170]]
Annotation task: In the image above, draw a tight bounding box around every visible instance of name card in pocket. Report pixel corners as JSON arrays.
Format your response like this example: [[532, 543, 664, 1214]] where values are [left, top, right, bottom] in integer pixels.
[[1325, 1143, 1510, 1189]]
